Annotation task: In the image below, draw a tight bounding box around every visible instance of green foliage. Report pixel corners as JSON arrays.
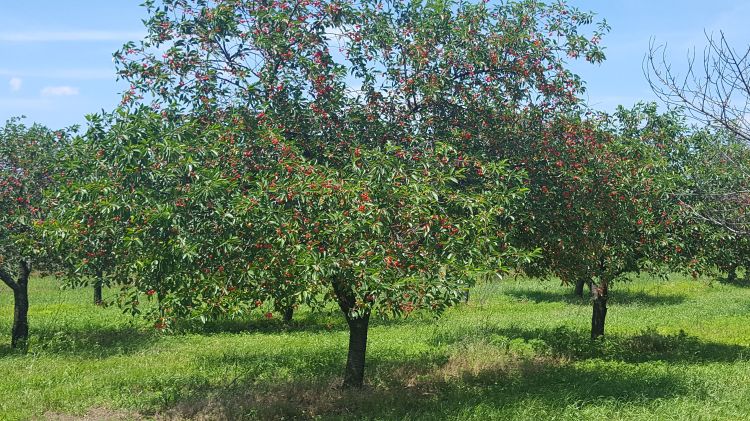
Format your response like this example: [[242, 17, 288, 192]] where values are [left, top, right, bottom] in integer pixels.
[[56, 0, 611, 327], [51, 103, 529, 327], [508, 104, 692, 285], [4, 2, 750, 417], [670, 127, 750, 277], [0, 118, 67, 282]]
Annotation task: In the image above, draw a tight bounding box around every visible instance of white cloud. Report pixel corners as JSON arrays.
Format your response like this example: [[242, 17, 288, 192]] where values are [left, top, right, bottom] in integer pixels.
[[40, 86, 79, 96], [9, 77, 22, 92], [0, 30, 144, 43]]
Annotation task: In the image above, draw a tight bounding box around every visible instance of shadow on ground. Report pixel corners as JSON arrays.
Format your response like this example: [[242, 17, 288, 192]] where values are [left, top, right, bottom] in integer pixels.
[[432, 325, 748, 364], [150, 336, 704, 420], [0, 324, 158, 358], [0, 310, 442, 360], [187, 308, 439, 336], [717, 275, 750, 287], [22, 322, 747, 419], [504, 288, 687, 306]]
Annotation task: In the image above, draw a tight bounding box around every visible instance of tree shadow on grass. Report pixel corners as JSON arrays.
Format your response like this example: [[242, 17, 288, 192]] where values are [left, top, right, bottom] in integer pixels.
[[432, 325, 749, 364], [188, 309, 440, 336], [34, 325, 733, 419], [504, 288, 687, 306], [145, 342, 700, 420], [192, 312, 347, 335], [0, 324, 158, 358], [716, 275, 750, 287]]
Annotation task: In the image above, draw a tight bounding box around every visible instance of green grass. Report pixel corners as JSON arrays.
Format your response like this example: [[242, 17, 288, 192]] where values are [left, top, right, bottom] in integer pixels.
[[2, 274, 750, 420]]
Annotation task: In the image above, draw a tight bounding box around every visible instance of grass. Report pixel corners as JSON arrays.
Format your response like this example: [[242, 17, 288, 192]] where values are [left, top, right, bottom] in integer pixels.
[[1, 274, 750, 420]]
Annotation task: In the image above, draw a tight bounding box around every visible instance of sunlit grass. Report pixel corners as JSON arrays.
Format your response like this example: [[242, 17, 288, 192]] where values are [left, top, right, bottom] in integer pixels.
[[1, 274, 750, 419]]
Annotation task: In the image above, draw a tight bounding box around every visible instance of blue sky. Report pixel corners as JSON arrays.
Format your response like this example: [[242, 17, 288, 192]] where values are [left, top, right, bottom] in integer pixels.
[[1, 1, 749, 129]]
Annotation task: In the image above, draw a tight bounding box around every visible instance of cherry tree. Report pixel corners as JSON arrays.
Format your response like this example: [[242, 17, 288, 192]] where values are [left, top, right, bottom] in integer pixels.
[[83, 0, 609, 387], [509, 104, 690, 338], [0, 118, 67, 348]]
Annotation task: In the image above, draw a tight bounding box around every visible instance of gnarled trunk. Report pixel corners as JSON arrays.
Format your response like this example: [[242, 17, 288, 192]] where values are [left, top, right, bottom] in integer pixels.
[[591, 279, 608, 339], [332, 277, 370, 388], [0, 261, 31, 349]]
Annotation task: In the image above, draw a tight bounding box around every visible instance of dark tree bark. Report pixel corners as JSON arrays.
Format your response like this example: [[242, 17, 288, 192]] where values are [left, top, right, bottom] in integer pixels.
[[463, 288, 470, 303], [12, 282, 29, 348], [0, 260, 31, 348], [727, 265, 738, 283], [343, 312, 370, 388], [574, 278, 592, 298], [93, 272, 103, 306], [332, 277, 370, 388], [591, 279, 608, 339], [282, 306, 294, 323]]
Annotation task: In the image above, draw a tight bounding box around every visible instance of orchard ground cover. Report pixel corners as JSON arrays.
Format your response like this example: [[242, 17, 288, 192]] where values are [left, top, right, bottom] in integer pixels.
[[2, 274, 750, 420]]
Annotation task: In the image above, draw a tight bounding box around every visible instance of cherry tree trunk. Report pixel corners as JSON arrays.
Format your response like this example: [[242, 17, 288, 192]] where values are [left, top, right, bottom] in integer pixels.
[[283, 306, 294, 323], [1, 261, 32, 348], [591, 279, 608, 339], [343, 313, 370, 388], [93, 278, 103, 306], [12, 283, 29, 348], [728, 265, 738, 282], [333, 277, 370, 388]]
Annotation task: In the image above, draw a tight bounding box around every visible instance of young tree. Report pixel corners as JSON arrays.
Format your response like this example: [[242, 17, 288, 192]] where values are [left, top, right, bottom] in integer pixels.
[[42, 116, 132, 307], [509, 104, 689, 338], [0, 118, 65, 348]]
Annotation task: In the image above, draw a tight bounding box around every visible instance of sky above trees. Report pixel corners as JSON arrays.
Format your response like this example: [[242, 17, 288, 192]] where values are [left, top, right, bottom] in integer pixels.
[[1, 0, 749, 129]]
